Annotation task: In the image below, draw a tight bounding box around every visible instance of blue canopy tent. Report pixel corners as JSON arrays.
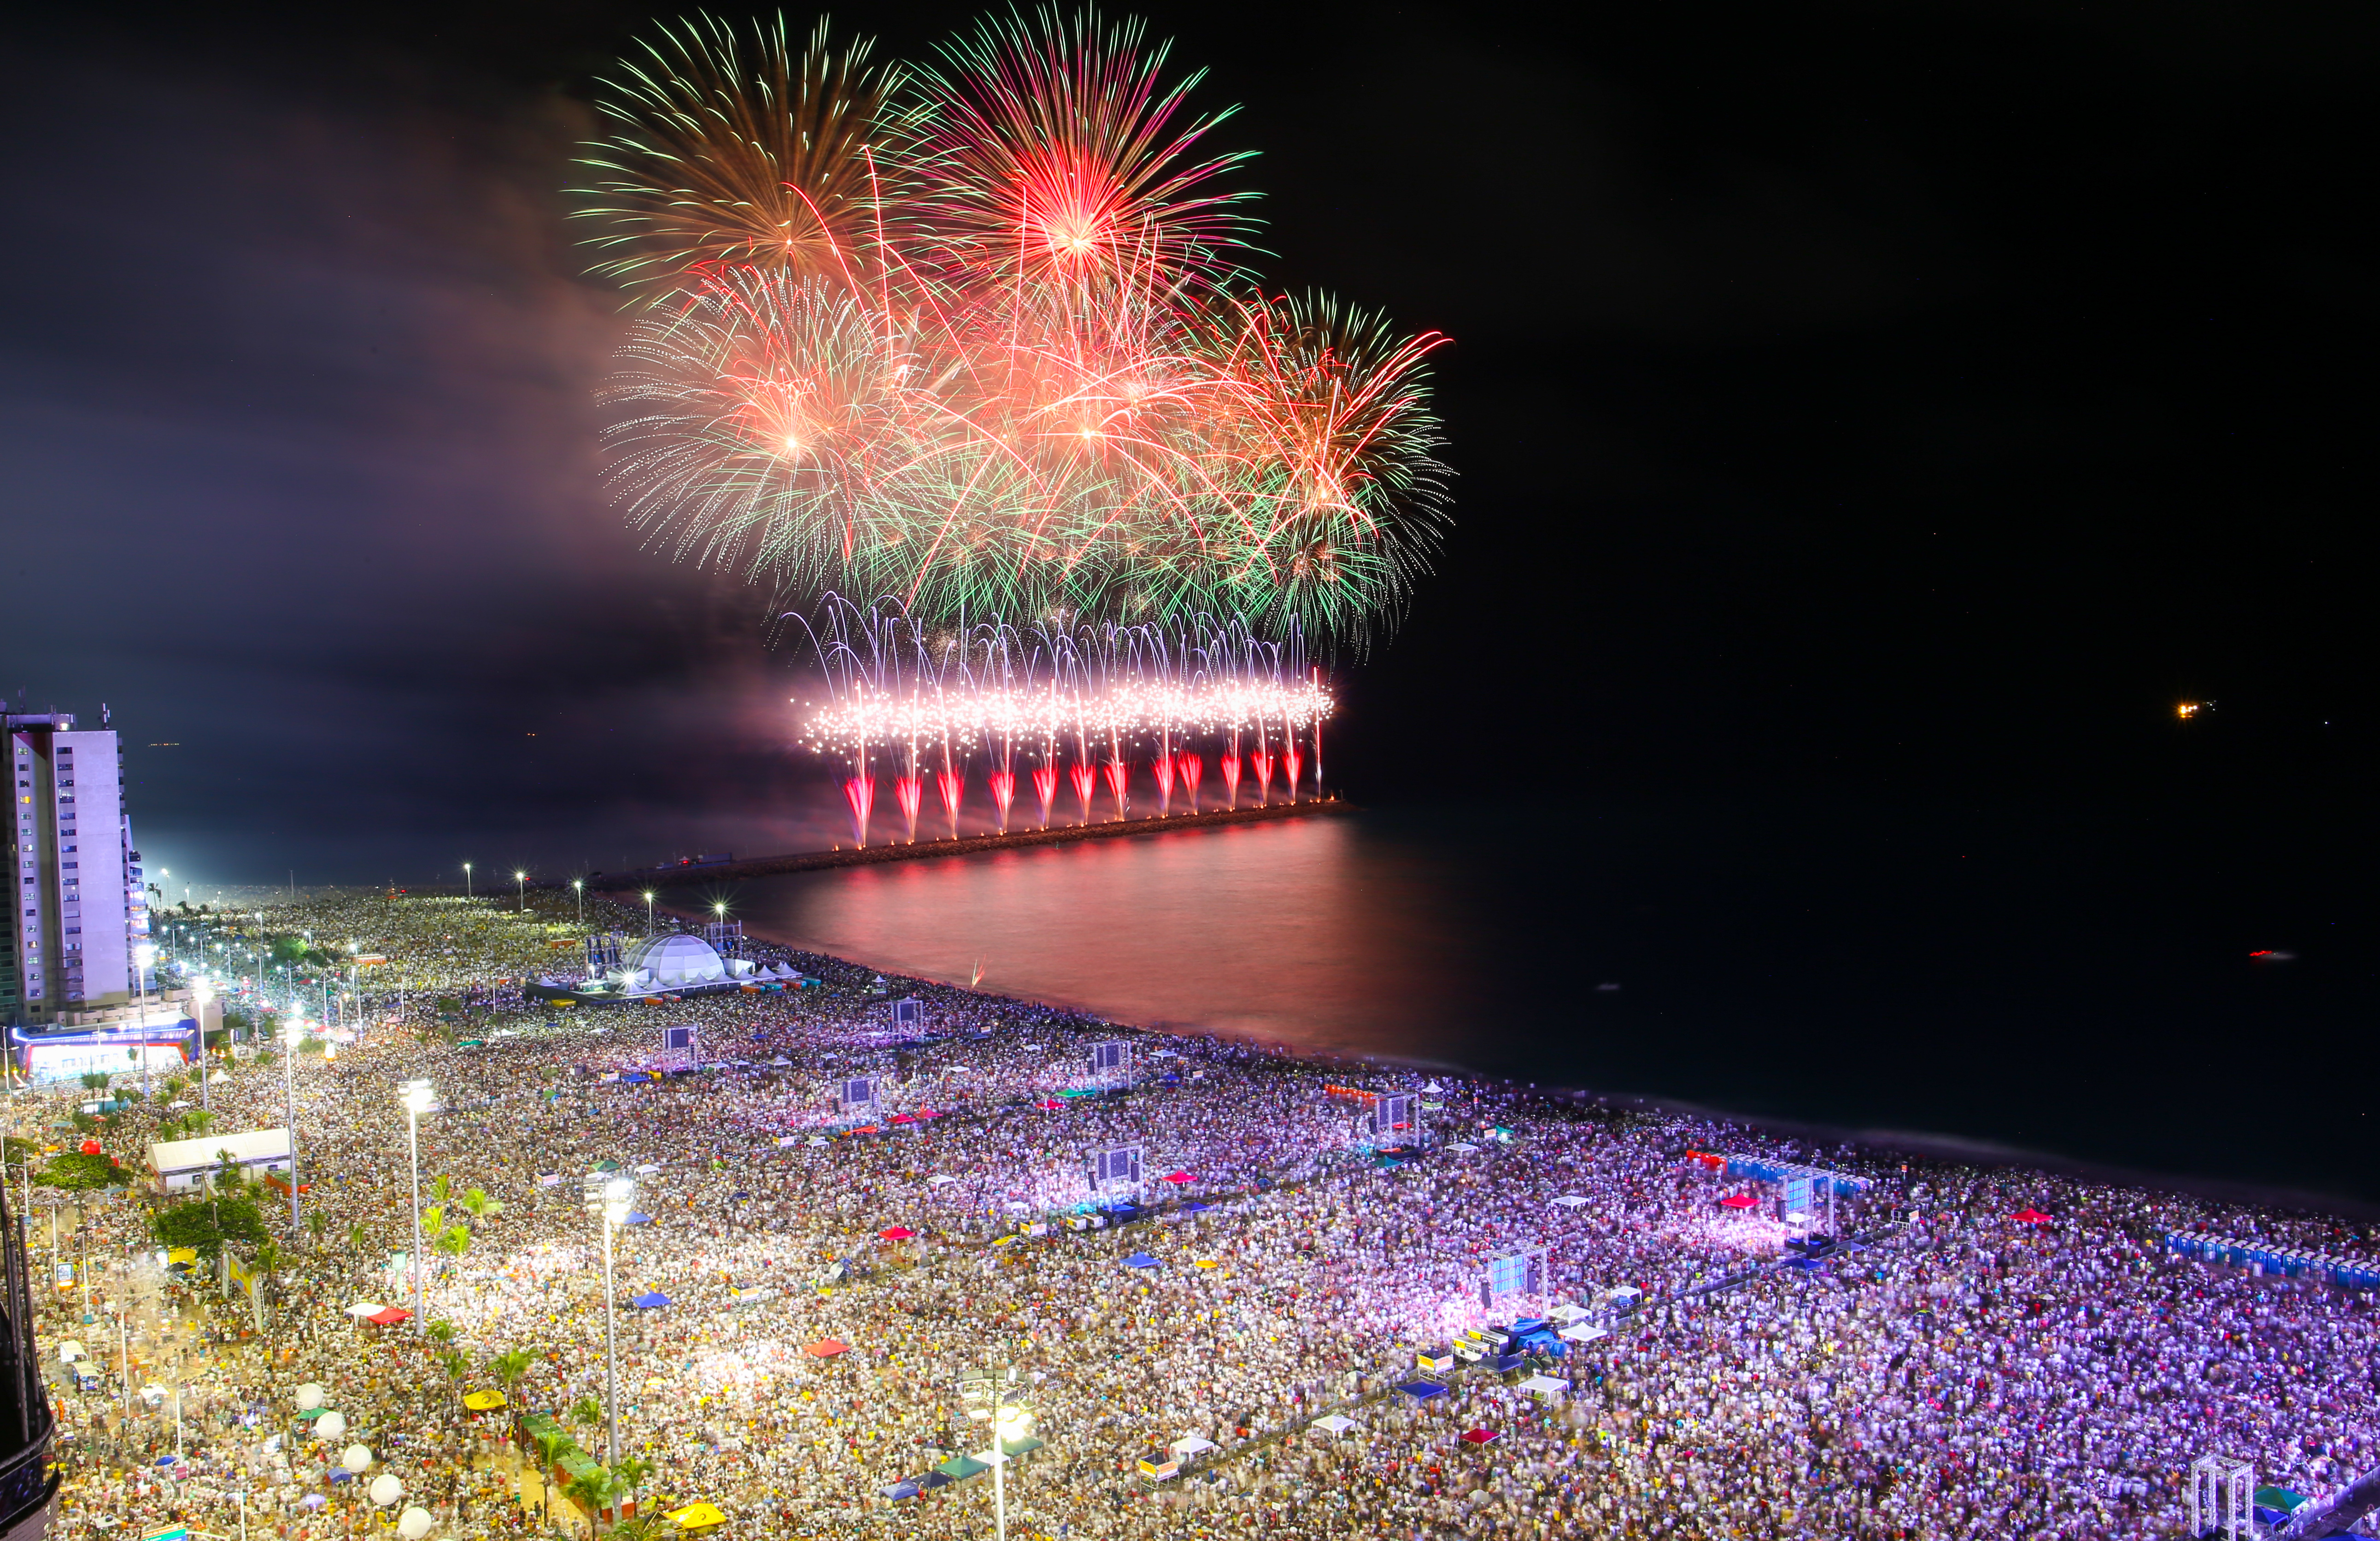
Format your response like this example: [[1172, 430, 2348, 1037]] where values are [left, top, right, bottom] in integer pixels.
[[626, 1213, 654, 1226], [1179, 1202, 1212, 1214], [630, 1291, 672, 1309], [1123, 1252, 1162, 1269], [1396, 1381, 1449, 1402]]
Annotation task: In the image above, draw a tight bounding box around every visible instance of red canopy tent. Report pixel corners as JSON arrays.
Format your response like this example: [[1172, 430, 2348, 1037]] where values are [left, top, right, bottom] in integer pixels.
[[1459, 1429, 1500, 1445], [1035, 1099, 1065, 1111], [2011, 1208, 2052, 1225], [888, 1114, 916, 1125], [365, 1307, 412, 1326], [879, 1226, 917, 1241], [1719, 1194, 1759, 1210], [1162, 1171, 1196, 1184], [803, 1339, 848, 1358]]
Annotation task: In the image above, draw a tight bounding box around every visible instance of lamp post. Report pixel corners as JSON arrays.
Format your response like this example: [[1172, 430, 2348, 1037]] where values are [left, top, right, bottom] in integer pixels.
[[573, 880, 583, 926], [642, 892, 655, 936], [192, 981, 214, 1116], [463, 863, 472, 898], [515, 871, 526, 912], [399, 1080, 436, 1338], [962, 1366, 1035, 1541], [584, 1174, 635, 1464], [280, 1018, 303, 1230]]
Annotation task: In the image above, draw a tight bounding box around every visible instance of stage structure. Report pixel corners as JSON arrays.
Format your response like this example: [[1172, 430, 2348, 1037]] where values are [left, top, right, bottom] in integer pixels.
[[1479, 1246, 1551, 1310], [700, 919, 744, 958], [1089, 1040, 1131, 1087], [1724, 1155, 1870, 1234], [663, 1024, 698, 1071], [584, 933, 625, 976], [1374, 1093, 1420, 1144], [839, 1075, 879, 1119], [893, 998, 925, 1031], [2187, 1454, 2252, 1541], [1090, 1145, 1143, 1198]]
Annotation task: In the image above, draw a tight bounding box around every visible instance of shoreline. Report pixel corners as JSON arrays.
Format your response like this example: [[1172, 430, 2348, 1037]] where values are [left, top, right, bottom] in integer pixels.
[[584, 795, 1354, 893], [674, 896, 2380, 1223]]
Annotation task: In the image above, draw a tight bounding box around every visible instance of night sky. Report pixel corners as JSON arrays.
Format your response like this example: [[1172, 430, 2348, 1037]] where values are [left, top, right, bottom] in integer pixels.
[[0, 1, 2369, 891]]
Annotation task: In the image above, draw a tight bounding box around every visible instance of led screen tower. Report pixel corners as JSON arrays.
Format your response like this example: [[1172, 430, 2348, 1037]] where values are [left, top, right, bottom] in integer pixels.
[[6, 711, 148, 1026]]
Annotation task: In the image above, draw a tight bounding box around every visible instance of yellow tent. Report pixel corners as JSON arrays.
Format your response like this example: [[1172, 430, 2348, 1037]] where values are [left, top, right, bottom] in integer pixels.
[[666, 1503, 727, 1531], [165, 1248, 199, 1266], [463, 1390, 506, 1412]]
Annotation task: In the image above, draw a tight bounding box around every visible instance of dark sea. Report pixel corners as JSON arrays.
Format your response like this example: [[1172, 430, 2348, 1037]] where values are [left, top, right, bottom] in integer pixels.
[[722, 797, 2378, 1208]]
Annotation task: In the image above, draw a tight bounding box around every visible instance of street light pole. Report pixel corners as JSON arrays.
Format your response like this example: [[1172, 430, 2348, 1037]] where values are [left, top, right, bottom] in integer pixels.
[[463, 863, 472, 898], [587, 1174, 634, 1465], [573, 880, 583, 926], [642, 892, 655, 936], [400, 1081, 435, 1338], [515, 871, 525, 912], [280, 1020, 302, 1230]]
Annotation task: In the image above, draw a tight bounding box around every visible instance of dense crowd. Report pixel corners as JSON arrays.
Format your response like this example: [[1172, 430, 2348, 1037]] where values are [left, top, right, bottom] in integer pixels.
[[18, 890, 2380, 1541]]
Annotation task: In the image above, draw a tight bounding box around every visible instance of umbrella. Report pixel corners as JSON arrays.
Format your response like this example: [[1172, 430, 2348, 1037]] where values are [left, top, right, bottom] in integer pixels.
[[878, 1226, 917, 1241], [629, 1291, 671, 1309]]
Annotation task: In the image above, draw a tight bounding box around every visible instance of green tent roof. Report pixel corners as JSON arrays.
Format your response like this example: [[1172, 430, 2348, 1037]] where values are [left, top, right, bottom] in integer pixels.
[[934, 1456, 988, 1481]]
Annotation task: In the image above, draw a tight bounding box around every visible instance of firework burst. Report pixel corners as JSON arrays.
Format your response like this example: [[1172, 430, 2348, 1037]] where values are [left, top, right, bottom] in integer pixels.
[[582, 6, 1450, 648]]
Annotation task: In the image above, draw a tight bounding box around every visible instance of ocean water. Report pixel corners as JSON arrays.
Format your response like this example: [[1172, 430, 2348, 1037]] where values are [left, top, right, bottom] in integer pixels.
[[726, 798, 2378, 1206]]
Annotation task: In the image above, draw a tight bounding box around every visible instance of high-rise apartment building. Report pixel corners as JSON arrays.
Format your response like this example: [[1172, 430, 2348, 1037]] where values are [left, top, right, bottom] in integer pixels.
[[4, 712, 150, 1025]]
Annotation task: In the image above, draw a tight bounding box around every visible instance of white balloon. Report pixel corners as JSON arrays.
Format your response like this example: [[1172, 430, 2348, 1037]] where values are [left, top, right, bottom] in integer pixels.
[[369, 1475, 404, 1508], [313, 1411, 347, 1441], [397, 1507, 434, 1540], [340, 1444, 372, 1474], [293, 1383, 326, 1412]]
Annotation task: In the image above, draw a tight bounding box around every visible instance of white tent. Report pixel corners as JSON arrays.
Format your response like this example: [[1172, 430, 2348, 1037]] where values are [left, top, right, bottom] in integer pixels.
[[1551, 1195, 1589, 1208], [1169, 1436, 1216, 1455], [1311, 1415, 1359, 1435], [1559, 1324, 1609, 1344], [1520, 1375, 1567, 1401], [344, 1301, 388, 1318]]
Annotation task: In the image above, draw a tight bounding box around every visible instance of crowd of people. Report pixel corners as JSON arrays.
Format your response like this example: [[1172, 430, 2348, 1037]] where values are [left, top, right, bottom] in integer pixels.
[[17, 888, 2380, 1541]]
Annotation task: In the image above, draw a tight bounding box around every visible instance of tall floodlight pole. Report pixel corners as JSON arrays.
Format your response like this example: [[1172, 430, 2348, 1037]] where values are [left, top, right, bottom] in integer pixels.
[[573, 880, 583, 926], [280, 1019, 302, 1230], [463, 863, 472, 898], [962, 1365, 1035, 1541], [643, 892, 655, 936], [515, 871, 525, 912], [586, 1173, 635, 1465], [192, 981, 213, 1116], [400, 1080, 436, 1337]]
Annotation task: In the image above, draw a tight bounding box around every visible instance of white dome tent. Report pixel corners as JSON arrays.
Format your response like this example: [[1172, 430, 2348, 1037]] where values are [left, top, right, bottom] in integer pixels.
[[619, 933, 727, 990]]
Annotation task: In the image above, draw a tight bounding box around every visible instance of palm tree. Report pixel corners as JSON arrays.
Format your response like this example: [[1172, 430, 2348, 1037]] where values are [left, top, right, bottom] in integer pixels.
[[305, 1210, 328, 1250], [488, 1348, 536, 1403], [426, 1318, 458, 1344], [434, 1223, 471, 1273], [458, 1186, 505, 1223], [77, 1072, 110, 1095], [430, 1173, 452, 1206], [528, 1425, 573, 1521], [610, 1456, 656, 1518], [346, 1221, 369, 1253], [564, 1468, 620, 1537], [570, 1396, 603, 1432]]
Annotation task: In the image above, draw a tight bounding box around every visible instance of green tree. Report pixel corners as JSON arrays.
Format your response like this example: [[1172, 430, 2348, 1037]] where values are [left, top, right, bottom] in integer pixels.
[[570, 1396, 602, 1430], [305, 1209, 328, 1249], [77, 1072, 110, 1094], [458, 1186, 505, 1223], [426, 1318, 457, 1344], [488, 1348, 536, 1409], [434, 1223, 472, 1271], [0, 1136, 35, 1165], [430, 1173, 453, 1206], [346, 1221, 369, 1253], [150, 1189, 271, 1263], [182, 1108, 217, 1135], [565, 1469, 620, 1535], [611, 1456, 656, 1516]]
